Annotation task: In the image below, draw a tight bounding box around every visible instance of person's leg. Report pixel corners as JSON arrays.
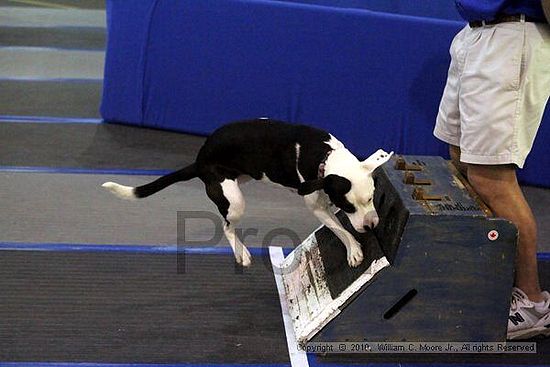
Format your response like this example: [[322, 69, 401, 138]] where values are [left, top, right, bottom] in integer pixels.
[[435, 19, 550, 340], [449, 145, 468, 177], [466, 163, 543, 302]]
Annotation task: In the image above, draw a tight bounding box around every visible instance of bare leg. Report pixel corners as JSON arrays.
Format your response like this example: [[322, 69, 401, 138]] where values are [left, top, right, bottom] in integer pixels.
[[449, 145, 468, 177], [467, 163, 543, 302]]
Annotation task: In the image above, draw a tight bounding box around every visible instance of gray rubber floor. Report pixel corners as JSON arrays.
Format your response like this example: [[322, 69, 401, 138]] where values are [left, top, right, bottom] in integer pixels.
[[0, 0, 549, 364], [2, 121, 547, 252], [0, 27, 105, 49], [0, 249, 546, 365], [0, 250, 288, 364], [0, 0, 105, 8], [0, 47, 104, 79], [0, 122, 204, 169], [0, 6, 105, 27], [0, 1, 106, 118], [0, 80, 102, 117], [0, 171, 319, 247]]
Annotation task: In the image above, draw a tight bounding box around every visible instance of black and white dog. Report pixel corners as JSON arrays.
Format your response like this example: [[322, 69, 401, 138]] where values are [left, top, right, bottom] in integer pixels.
[[102, 119, 392, 267]]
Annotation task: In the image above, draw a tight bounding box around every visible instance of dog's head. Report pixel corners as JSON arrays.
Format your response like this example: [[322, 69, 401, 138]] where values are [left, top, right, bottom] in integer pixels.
[[299, 149, 393, 233]]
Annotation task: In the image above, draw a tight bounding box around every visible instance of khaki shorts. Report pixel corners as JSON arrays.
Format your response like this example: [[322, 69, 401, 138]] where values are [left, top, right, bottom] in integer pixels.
[[434, 20, 550, 168]]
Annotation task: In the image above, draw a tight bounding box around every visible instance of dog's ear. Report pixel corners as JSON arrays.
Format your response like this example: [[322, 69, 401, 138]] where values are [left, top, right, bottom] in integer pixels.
[[361, 149, 393, 172], [298, 178, 324, 196]]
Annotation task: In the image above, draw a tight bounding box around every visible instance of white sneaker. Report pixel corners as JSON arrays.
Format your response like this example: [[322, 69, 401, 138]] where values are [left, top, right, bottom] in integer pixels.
[[507, 287, 550, 340]]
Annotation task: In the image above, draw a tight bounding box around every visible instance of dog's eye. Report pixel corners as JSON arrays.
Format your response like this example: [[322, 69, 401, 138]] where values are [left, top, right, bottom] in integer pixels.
[[335, 200, 356, 213], [358, 198, 372, 206], [329, 195, 356, 213]]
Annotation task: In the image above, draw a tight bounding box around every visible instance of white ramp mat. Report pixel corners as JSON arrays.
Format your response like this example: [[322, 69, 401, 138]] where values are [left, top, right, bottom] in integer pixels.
[[280, 231, 390, 345], [0, 6, 106, 28], [270, 246, 309, 367]]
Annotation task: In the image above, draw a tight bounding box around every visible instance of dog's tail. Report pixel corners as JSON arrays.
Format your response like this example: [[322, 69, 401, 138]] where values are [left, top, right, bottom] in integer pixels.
[[102, 163, 198, 200]]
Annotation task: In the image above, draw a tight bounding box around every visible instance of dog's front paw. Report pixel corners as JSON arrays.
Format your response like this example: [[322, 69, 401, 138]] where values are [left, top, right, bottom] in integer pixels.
[[235, 246, 252, 267], [347, 245, 364, 267]]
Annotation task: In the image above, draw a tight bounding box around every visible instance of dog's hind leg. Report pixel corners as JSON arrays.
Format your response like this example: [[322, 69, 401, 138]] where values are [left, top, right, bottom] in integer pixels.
[[205, 179, 251, 266]]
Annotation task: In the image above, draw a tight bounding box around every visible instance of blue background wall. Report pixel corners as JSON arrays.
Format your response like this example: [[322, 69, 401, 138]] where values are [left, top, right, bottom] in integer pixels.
[[101, 0, 550, 187], [269, 0, 463, 20]]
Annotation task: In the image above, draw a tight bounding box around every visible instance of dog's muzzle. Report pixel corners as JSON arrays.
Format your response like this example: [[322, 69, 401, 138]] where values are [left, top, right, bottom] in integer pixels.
[[363, 211, 379, 230]]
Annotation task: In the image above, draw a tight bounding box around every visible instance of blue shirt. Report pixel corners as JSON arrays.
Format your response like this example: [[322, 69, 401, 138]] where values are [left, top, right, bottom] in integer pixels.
[[455, 0, 546, 22]]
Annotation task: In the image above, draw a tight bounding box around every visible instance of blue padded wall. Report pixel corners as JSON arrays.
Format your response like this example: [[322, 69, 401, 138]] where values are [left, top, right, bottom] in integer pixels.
[[270, 0, 463, 20], [101, 0, 550, 187]]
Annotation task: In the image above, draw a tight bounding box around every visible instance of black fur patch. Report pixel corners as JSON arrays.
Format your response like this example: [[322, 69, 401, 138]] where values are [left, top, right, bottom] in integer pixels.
[[298, 178, 324, 196], [196, 119, 332, 188], [133, 119, 339, 222], [323, 175, 356, 213]]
